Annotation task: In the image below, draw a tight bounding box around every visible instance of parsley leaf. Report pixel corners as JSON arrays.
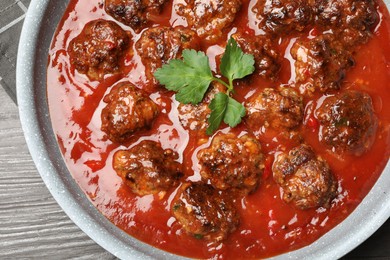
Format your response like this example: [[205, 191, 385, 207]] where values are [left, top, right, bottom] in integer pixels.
[[224, 96, 246, 127], [154, 37, 255, 135], [205, 38, 253, 134], [154, 50, 214, 104], [206, 93, 229, 135], [206, 93, 246, 135], [220, 37, 255, 89]]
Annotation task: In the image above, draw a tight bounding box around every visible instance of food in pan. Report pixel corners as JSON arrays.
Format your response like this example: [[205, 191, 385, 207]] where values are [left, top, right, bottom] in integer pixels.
[[47, 0, 390, 258]]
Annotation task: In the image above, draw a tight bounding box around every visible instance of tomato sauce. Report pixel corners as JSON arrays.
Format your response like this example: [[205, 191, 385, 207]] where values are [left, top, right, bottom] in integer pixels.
[[47, 0, 390, 258]]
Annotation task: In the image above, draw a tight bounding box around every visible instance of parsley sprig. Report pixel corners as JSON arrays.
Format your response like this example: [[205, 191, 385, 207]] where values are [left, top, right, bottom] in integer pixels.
[[154, 37, 255, 135]]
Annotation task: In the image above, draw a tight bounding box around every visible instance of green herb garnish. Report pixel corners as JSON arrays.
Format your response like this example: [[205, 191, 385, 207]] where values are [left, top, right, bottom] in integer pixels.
[[172, 204, 181, 211], [193, 233, 204, 239], [154, 37, 255, 135]]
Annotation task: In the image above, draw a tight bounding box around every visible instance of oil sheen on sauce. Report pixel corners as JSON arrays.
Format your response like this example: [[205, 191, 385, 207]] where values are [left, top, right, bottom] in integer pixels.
[[47, 0, 390, 258]]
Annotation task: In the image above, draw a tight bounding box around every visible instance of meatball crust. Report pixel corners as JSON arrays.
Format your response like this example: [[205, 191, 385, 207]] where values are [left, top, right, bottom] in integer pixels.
[[113, 140, 183, 196], [252, 0, 314, 35], [101, 82, 159, 143], [316, 0, 379, 45], [68, 19, 130, 81], [136, 26, 200, 86], [171, 182, 240, 241], [246, 87, 304, 133], [315, 90, 377, 156], [178, 82, 225, 132], [273, 144, 337, 209], [105, 0, 167, 32], [197, 133, 264, 194], [291, 34, 355, 93], [176, 0, 242, 43], [233, 32, 280, 80]]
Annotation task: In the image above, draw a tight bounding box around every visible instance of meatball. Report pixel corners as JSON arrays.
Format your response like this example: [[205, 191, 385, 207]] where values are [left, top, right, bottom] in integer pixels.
[[315, 90, 377, 156], [101, 82, 159, 143], [105, 0, 167, 32], [136, 26, 200, 86], [252, 0, 314, 35], [68, 19, 130, 81], [113, 140, 183, 196], [197, 133, 264, 194], [316, 0, 379, 46], [233, 32, 280, 81], [246, 87, 304, 133], [176, 0, 242, 43], [171, 182, 240, 241], [178, 82, 225, 132], [273, 144, 337, 209], [291, 34, 355, 93]]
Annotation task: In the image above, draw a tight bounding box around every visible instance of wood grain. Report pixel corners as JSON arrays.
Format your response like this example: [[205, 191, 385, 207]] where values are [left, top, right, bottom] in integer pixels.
[[0, 86, 388, 259], [0, 88, 114, 259]]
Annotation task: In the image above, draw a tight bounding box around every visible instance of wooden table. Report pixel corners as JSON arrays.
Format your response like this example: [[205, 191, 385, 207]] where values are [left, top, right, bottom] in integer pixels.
[[0, 87, 114, 258]]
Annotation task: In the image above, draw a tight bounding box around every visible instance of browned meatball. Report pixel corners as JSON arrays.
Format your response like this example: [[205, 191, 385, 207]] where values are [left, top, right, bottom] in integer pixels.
[[176, 0, 242, 43], [171, 182, 240, 241], [246, 87, 304, 133], [197, 133, 264, 194], [291, 34, 355, 93], [178, 82, 225, 132], [136, 26, 200, 86], [252, 0, 314, 35], [105, 0, 167, 32], [233, 32, 280, 81], [316, 0, 379, 46], [113, 140, 183, 196], [101, 82, 159, 143], [68, 19, 130, 81], [273, 144, 337, 209], [315, 90, 377, 156]]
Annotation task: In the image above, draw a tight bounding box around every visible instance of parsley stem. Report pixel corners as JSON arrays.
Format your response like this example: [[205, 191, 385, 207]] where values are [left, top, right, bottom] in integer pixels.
[[228, 78, 234, 93], [213, 77, 231, 91]]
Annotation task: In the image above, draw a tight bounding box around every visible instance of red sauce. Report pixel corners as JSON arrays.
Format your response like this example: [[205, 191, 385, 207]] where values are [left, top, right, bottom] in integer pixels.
[[47, 0, 390, 258]]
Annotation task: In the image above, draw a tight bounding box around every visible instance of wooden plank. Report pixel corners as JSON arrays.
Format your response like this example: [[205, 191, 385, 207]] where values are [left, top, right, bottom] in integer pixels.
[[0, 88, 114, 259]]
